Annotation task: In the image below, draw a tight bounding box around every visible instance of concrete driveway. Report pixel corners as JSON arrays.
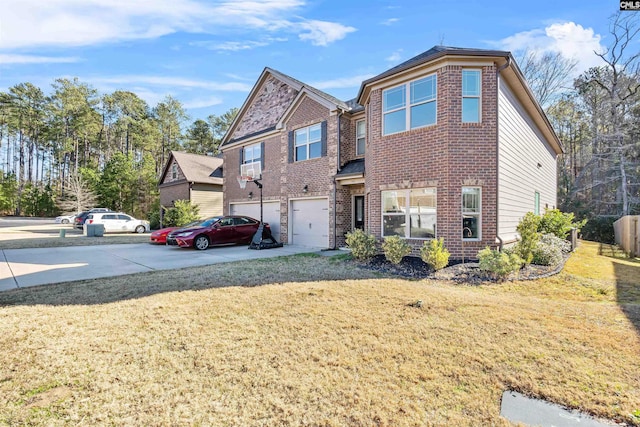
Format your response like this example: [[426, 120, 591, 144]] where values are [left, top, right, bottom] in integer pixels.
[[0, 243, 320, 291]]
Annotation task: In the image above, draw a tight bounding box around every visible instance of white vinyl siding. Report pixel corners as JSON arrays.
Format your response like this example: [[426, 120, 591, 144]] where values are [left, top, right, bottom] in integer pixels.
[[190, 184, 223, 218], [497, 78, 557, 242]]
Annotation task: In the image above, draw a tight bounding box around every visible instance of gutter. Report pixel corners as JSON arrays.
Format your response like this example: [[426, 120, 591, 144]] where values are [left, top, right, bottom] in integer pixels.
[[495, 56, 511, 249]]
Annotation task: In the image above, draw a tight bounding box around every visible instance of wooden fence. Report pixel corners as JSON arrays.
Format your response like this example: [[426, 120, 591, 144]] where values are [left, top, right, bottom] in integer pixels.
[[613, 215, 640, 257]]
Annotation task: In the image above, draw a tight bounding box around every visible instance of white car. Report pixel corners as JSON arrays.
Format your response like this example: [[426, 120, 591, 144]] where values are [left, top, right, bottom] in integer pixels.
[[85, 212, 149, 234], [55, 214, 76, 224]]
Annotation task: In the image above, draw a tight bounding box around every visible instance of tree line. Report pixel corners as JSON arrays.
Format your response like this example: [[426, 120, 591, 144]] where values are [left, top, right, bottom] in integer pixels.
[[0, 77, 237, 218], [519, 13, 639, 238]]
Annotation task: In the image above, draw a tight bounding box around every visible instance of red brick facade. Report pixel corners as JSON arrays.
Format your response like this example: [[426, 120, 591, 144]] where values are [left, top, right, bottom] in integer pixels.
[[221, 52, 555, 257], [364, 65, 498, 257]]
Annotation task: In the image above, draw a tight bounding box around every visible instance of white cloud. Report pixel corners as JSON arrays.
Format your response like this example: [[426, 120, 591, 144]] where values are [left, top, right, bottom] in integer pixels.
[[310, 74, 375, 90], [386, 49, 403, 63], [89, 75, 252, 92], [192, 37, 288, 52], [183, 96, 224, 109], [298, 20, 356, 46], [496, 21, 604, 74], [381, 18, 399, 26], [0, 0, 354, 49], [0, 54, 79, 64]]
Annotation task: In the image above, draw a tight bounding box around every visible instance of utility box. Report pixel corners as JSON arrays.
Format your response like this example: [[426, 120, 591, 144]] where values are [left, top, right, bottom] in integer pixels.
[[84, 224, 105, 237]]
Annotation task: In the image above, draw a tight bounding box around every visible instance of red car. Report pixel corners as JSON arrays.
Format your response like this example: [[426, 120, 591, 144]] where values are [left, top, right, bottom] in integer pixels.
[[166, 216, 269, 250], [149, 221, 200, 244]]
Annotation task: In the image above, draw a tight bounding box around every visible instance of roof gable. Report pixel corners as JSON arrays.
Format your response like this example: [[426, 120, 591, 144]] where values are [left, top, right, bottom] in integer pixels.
[[221, 68, 349, 149], [159, 151, 223, 185]]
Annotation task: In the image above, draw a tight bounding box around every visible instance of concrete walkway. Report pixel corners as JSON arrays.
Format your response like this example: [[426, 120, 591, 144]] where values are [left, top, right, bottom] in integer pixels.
[[0, 243, 320, 291]]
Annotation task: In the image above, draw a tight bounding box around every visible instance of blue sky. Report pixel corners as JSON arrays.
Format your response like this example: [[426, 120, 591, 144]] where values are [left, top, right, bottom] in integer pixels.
[[0, 0, 625, 121]]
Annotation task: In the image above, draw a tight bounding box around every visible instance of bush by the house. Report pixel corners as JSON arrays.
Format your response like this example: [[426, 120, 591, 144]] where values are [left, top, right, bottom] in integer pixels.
[[382, 236, 411, 265], [538, 209, 585, 239], [532, 233, 570, 266], [478, 247, 523, 281], [515, 212, 541, 265], [345, 229, 378, 260], [163, 200, 200, 227], [420, 238, 450, 271]]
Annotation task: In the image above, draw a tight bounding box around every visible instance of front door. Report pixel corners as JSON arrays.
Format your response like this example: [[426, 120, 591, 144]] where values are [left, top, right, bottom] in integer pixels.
[[354, 195, 365, 230]]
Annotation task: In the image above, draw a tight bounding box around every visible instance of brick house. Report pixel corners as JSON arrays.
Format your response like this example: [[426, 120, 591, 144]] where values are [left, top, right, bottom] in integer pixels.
[[220, 46, 562, 258], [158, 151, 224, 218]]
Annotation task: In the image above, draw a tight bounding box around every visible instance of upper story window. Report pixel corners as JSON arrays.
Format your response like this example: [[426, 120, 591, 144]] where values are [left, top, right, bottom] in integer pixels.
[[356, 119, 366, 156], [383, 74, 437, 135], [462, 70, 481, 123], [171, 163, 177, 179], [240, 142, 262, 177], [295, 123, 322, 161]]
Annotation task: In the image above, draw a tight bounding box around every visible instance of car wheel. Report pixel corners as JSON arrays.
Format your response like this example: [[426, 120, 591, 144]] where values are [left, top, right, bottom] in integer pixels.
[[194, 235, 209, 250], [61, 219, 69, 224], [135, 225, 146, 234]]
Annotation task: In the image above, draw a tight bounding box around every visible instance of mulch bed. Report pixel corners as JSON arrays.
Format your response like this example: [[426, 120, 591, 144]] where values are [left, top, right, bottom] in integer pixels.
[[354, 254, 570, 284]]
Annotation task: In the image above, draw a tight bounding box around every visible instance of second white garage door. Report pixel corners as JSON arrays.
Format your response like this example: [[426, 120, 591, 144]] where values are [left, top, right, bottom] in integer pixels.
[[291, 198, 329, 248], [230, 201, 281, 240]]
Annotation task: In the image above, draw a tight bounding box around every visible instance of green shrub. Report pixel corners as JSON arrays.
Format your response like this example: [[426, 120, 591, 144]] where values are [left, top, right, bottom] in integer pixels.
[[420, 238, 450, 271], [345, 229, 378, 260], [478, 247, 523, 281], [532, 233, 569, 266], [581, 216, 616, 244], [163, 200, 200, 227], [515, 212, 541, 264], [382, 235, 411, 265], [538, 209, 585, 239]]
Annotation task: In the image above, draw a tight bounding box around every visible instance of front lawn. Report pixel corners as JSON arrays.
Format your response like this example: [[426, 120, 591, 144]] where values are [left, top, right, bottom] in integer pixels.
[[0, 241, 638, 426]]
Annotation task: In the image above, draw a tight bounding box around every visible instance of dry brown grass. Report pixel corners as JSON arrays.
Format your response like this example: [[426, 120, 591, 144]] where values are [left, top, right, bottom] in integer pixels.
[[0, 242, 639, 426]]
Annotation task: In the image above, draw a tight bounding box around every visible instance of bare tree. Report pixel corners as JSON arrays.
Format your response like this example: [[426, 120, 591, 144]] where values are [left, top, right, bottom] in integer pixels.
[[519, 50, 577, 108], [58, 173, 97, 214]]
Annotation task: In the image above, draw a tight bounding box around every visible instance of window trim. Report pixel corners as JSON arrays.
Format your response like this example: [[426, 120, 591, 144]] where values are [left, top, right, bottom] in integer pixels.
[[462, 69, 481, 123], [462, 186, 482, 241], [382, 74, 437, 136], [356, 119, 366, 156], [381, 188, 437, 240], [294, 123, 322, 162], [242, 142, 262, 170], [534, 191, 540, 215], [171, 163, 177, 179]]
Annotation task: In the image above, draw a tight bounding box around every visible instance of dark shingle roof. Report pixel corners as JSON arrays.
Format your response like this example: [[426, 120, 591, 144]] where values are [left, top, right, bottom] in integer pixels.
[[337, 158, 365, 176], [345, 98, 364, 113], [358, 46, 510, 102]]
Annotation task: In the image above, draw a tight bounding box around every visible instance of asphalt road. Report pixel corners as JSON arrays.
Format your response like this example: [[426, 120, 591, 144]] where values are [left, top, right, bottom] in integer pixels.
[[0, 217, 54, 228]]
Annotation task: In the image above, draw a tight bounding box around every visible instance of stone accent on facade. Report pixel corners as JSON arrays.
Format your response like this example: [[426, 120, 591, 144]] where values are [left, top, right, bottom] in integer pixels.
[[232, 76, 298, 140]]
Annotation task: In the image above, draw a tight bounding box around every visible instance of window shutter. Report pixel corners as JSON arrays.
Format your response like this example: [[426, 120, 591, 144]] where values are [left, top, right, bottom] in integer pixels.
[[238, 147, 244, 173], [260, 141, 265, 171], [321, 120, 327, 157], [288, 131, 294, 163]]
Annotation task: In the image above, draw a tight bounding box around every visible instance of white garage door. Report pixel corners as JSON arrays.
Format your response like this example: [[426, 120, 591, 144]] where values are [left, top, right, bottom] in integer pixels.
[[291, 198, 329, 248], [230, 201, 281, 240]]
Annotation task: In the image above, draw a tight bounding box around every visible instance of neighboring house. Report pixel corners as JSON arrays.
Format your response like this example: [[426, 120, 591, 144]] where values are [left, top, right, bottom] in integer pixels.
[[158, 151, 224, 218], [220, 46, 562, 257]]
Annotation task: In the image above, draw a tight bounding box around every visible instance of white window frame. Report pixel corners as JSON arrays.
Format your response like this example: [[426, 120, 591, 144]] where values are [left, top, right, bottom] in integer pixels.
[[294, 123, 322, 162], [462, 69, 481, 123], [462, 186, 482, 240], [534, 191, 540, 215], [356, 119, 366, 156], [242, 143, 262, 170], [381, 188, 437, 239], [382, 74, 437, 135], [171, 163, 177, 179]]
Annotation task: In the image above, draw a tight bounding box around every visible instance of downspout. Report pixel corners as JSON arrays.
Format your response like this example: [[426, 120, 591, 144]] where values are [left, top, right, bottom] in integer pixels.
[[333, 109, 344, 249], [495, 56, 511, 251]]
